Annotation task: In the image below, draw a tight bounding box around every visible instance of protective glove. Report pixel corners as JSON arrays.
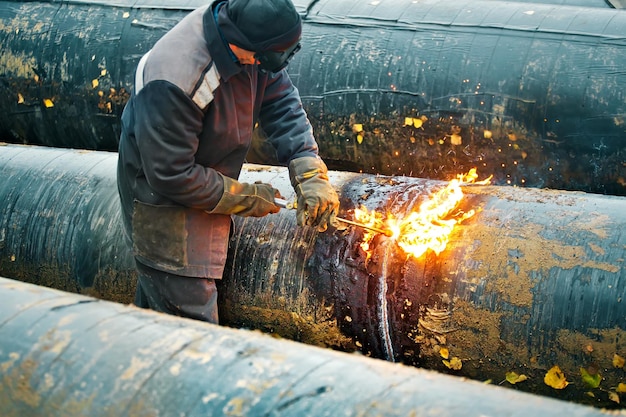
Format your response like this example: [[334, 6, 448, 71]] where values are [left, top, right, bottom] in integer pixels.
[[208, 173, 281, 217], [289, 156, 340, 232]]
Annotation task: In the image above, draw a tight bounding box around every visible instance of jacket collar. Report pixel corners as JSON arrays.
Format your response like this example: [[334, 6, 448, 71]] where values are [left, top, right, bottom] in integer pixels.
[[203, 1, 242, 82]]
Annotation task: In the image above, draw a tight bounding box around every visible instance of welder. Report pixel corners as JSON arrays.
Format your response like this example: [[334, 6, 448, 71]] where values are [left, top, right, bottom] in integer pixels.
[[116, 0, 339, 323]]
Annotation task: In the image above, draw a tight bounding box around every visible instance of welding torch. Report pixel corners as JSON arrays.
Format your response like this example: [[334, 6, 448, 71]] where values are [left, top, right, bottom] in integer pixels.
[[274, 197, 393, 237]]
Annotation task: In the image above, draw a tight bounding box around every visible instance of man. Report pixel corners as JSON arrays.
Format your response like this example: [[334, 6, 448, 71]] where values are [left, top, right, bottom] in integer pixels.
[[117, 0, 339, 323]]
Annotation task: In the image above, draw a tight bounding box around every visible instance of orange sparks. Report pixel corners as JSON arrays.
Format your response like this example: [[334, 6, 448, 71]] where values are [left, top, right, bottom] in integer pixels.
[[354, 169, 492, 259]]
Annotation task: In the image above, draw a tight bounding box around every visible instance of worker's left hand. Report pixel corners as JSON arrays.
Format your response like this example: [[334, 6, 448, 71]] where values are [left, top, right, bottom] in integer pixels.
[[289, 156, 340, 232]]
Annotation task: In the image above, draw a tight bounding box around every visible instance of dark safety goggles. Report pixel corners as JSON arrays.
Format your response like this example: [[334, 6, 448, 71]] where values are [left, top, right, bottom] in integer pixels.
[[255, 41, 301, 73]]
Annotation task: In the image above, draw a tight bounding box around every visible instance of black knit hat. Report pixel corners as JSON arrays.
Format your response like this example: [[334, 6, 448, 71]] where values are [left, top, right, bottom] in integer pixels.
[[218, 0, 302, 52]]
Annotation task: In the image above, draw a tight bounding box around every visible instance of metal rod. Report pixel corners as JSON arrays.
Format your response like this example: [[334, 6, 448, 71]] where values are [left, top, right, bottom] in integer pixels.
[[334, 217, 394, 237], [275, 198, 393, 237]]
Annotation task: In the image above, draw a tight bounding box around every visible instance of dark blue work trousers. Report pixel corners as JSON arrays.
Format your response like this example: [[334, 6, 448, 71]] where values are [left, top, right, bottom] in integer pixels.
[[134, 260, 219, 324]]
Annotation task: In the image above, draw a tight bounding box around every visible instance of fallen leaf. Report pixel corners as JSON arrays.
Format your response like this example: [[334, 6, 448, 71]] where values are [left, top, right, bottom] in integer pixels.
[[580, 367, 602, 389], [544, 365, 569, 389], [613, 354, 625, 369], [505, 371, 528, 385], [439, 347, 449, 359], [609, 391, 620, 404], [443, 357, 462, 370], [617, 383, 626, 393]]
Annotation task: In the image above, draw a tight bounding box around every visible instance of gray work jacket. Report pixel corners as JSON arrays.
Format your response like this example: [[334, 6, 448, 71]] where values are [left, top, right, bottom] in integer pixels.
[[117, 2, 318, 278]]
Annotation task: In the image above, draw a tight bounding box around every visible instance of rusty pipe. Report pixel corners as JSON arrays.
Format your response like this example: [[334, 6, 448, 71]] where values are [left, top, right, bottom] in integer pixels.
[[1, 144, 625, 407]]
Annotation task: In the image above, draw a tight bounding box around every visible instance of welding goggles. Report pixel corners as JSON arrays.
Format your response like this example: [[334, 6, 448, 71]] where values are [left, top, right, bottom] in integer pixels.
[[255, 40, 301, 73]]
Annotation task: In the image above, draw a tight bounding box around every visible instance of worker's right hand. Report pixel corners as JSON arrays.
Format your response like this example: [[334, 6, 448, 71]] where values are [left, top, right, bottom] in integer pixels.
[[208, 174, 281, 217], [289, 156, 340, 232]]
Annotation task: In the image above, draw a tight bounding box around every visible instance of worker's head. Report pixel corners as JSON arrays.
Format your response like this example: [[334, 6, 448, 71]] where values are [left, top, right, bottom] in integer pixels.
[[218, 0, 302, 73]]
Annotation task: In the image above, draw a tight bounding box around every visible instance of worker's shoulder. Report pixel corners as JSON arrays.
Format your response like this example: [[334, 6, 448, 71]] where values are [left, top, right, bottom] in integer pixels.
[[145, 6, 215, 97]]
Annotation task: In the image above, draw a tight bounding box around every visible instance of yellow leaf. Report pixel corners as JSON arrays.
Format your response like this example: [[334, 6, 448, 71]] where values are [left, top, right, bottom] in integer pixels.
[[544, 365, 569, 389], [443, 357, 462, 370], [412, 118, 423, 128], [450, 134, 462, 146], [580, 367, 601, 389], [439, 347, 449, 359], [356, 134, 364, 144], [609, 391, 620, 404], [505, 371, 528, 385], [404, 117, 413, 126], [617, 383, 626, 393], [92, 79, 99, 89], [17, 93, 24, 104], [43, 98, 54, 108], [613, 354, 625, 368], [352, 123, 363, 133]]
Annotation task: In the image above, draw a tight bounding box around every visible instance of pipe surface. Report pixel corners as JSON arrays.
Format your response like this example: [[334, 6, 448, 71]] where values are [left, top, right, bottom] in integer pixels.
[[0, 0, 625, 195], [0, 277, 611, 417], [1, 144, 625, 408]]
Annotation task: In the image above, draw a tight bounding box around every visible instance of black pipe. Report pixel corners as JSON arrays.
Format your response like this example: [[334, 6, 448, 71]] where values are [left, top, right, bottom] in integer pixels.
[[0, 0, 625, 195], [1, 144, 625, 407], [0, 145, 136, 301], [0, 277, 611, 417]]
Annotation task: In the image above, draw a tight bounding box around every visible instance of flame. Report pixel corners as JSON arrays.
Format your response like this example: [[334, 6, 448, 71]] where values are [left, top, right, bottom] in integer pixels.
[[354, 169, 492, 259]]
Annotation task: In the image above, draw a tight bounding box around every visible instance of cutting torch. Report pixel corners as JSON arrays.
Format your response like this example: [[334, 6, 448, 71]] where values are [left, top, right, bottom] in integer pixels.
[[274, 197, 393, 237]]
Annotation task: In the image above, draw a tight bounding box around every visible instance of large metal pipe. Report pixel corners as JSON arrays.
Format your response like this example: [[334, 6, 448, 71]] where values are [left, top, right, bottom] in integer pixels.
[[1, 144, 625, 408], [498, 0, 616, 5], [1, 0, 625, 195], [0, 277, 610, 417]]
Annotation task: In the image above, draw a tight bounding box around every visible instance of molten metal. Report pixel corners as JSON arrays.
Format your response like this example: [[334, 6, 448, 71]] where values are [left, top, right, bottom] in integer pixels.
[[354, 169, 492, 259]]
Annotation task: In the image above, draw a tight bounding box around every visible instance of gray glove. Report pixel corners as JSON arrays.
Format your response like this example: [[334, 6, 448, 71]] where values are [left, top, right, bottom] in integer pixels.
[[209, 173, 281, 217], [289, 156, 340, 232]]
